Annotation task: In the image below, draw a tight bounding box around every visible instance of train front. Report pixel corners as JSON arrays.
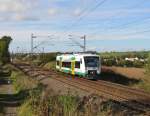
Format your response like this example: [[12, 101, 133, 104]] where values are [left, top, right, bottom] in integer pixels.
[[84, 55, 101, 80]]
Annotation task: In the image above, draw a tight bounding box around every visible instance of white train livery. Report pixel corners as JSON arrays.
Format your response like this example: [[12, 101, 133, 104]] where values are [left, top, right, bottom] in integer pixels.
[[56, 53, 101, 79]]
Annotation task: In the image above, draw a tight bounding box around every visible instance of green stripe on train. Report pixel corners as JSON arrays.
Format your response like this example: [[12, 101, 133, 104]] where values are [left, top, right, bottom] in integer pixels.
[[61, 69, 86, 77]]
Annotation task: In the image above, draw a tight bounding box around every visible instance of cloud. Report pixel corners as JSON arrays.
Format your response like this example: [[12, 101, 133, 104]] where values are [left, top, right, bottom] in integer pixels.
[[48, 8, 58, 16], [0, 0, 38, 13], [12, 14, 39, 21], [0, 0, 39, 21], [73, 8, 82, 16]]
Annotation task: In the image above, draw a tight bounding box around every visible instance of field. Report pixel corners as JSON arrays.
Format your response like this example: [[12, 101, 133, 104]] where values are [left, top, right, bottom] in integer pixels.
[[101, 66, 150, 93], [13, 63, 150, 115], [102, 66, 145, 80], [1, 50, 150, 115], [2, 64, 146, 116]]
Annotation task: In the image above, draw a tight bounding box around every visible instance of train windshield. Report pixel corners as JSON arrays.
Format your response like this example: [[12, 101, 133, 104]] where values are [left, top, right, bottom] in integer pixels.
[[84, 56, 99, 67]]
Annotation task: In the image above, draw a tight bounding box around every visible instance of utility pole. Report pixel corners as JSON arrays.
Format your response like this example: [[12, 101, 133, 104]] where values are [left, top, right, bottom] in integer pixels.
[[68, 34, 87, 52], [30, 33, 54, 56], [31, 33, 35, 56], [81, 35, 86, 52]]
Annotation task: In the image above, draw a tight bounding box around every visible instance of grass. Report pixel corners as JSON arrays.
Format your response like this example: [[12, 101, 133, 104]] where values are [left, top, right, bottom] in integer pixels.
[[24, 89, 145, 116], [42, 61, 56, 70], [137, 81, 150, 92], [0, 65, 11, 115], [11, 71, 37, 93], [8, 65, 40, 116], [132, 76, 150, 93], [7, 60, 149, 115], [3, 65, 145, 115], [18, 101, 34, 116]]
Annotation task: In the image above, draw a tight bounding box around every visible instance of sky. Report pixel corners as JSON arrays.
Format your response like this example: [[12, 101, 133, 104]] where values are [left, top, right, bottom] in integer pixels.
[[0, 0, 150, 53]]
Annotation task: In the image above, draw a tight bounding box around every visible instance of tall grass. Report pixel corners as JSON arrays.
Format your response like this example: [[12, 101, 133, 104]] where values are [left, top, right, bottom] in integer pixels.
[[10, 65, 144, 116], [11, 71, 37, 93]]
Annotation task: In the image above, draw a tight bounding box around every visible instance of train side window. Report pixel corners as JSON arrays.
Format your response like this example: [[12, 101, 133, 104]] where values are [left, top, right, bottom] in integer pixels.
[[62, 62, 71, 68], [67, 62, 71, 68], [75, 61, 80, 68]]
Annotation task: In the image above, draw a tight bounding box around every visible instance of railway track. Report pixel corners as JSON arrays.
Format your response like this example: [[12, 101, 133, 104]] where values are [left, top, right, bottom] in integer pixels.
[[13, 63, 150, 114]]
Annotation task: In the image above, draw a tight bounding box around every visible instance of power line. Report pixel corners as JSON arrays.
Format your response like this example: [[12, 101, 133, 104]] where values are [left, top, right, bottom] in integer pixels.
[[68, 35, 86, 52], [63, 0, 108, 33], [31, 34, 54, 54], [90, 15, 150, 37], [95, 28, 150, 39], [75, 0, 98, 17], [110, 16, 150, 30], [61, 0, 108, 51], [89, 0, 148, 37], [121, 28, 150, 36]]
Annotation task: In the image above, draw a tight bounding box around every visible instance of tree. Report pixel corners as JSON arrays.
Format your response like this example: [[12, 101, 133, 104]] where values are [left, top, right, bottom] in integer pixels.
[[145, 53, 150, 76], [0, 36, 12, 64]]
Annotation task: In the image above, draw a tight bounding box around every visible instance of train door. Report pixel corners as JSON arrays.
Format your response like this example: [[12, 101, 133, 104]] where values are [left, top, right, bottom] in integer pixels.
[[59, 57, 62, 71], [71, 57, 75, 75]]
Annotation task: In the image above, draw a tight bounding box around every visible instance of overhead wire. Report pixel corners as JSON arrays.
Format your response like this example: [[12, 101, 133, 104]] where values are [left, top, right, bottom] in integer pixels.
[[62, 0, 109, 34], [94, 28, 150, 40], [89, 0, 148, 37], [63, 0, 108, 49], [120, 28, 150, 36]]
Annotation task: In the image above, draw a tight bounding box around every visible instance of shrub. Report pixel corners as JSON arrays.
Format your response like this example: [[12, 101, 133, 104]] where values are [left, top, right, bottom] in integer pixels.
[[145, 53, 150, 76], [133, 60, 144, 68], [11, 70, 37, 93], [37, 53, 56, 64], [0, 36, 12, 64]]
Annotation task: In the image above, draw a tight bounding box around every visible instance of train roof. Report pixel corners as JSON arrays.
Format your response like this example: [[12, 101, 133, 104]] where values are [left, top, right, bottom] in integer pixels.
[[57, 51, 98, 55], [57, 52, 99, 57]]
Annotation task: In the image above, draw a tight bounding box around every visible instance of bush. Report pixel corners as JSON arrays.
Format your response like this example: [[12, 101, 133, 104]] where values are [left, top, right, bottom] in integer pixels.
[[11, 70, 37, 93], [145, 54, 150, 76], [133, 60, 144, 68], [100, 51, 149, 68], [102, 58, 116, 66], [37, 53, 56, 64], [0, 36, 12, 64], [117, 60, 126, 67]]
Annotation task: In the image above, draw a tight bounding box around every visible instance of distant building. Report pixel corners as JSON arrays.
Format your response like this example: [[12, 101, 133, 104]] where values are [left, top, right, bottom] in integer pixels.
[[125, 57, 139, 62]]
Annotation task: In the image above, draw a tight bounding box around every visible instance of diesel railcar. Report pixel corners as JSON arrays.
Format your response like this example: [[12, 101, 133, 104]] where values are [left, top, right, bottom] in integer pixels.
[[56, 52, 101, 79]]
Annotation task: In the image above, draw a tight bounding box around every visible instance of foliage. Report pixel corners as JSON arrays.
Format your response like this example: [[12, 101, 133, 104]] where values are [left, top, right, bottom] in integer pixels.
[[14, 52, 57, 67], [135, 80, 150, 93], [10, 65, 144, 115], [58, 94, 79, 116], [0, 36, 12, 64], [43, 61, 56, 70], [100, 51, 149, 59], [100, 51, 149, 68], [11, 71, 37, 93], [145, 53, 150, 76], [37, 53, 56, 64], [18, 101, 34, 116]]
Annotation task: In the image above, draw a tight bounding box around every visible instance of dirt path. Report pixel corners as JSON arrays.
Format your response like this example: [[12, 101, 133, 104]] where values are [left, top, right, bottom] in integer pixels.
[[0, 75, 17, 116]]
